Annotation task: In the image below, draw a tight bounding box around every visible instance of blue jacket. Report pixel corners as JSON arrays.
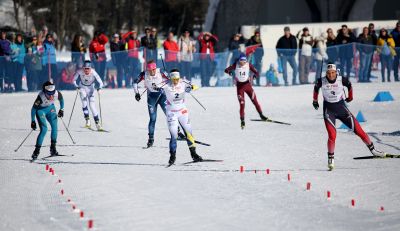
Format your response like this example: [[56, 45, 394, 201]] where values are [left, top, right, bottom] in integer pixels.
[[11, 42, 26, 64], [390, 29, 400, 47], [42, 40, 57, 65], [0, 39, 12, 56]]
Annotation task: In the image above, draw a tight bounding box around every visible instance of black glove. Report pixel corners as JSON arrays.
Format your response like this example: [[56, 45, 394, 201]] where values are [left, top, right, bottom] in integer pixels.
[[312, 101, 319, 110], [58, 109, 64, 118], [97, 88, 101, 92], [31, 121, 37, 130], [135, 93, 141, 101], [345, 97, 353, 103]]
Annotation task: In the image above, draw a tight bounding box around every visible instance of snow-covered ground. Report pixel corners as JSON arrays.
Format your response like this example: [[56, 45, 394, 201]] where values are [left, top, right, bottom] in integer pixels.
[[1, 82, 400, 230]]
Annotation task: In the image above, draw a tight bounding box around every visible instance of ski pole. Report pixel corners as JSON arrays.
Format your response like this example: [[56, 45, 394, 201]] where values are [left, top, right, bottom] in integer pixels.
[[61, 118, 76, 144], [97, 90, 103, 126], [160, 54, 167, 71], [14, 129, 34, 152], [67, 89, 79, 128], [189, 92, 206, 111]]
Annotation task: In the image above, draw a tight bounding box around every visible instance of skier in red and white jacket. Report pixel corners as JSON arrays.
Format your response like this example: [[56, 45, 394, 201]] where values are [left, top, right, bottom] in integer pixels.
[[225, 53, 268, 129], [313, 63, 385, 170]]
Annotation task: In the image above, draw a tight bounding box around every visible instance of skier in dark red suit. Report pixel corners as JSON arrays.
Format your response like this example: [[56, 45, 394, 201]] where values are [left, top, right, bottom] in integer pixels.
[[313, 63, 386, 170], [225, 53, 268, 129]]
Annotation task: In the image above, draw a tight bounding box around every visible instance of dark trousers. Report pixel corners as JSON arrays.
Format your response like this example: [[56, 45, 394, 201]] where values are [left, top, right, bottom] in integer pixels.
[[166, 61, 178, 72], [180, 61, 192, 80], [13, 62, 24, 91], [127, 58, 140, 87], [200, 56, 212, 87], [393, 49, 400, 81], [93, 60, 106, 82]]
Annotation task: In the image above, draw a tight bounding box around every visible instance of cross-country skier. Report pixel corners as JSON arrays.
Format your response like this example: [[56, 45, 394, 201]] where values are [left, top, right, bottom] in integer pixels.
[[73, 60, 104, 131], [224, 53, 268, 129], [313, 63, 385, 170], [30, 81, 64, 161], [164, 69, 203, 165], [133, 60, 185, 148]]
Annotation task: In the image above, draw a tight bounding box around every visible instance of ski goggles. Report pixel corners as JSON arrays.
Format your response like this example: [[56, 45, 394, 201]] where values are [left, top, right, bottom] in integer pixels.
[[44, 84, 56, 95], [147, 63, 157, 70]]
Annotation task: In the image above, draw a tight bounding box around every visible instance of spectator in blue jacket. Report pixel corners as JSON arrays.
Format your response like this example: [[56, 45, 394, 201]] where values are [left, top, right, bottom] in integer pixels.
[[11, 33, 26, 91], [390, 21, 400, 81], [0, 31, 12, 92], [42, 33, 58, 84]]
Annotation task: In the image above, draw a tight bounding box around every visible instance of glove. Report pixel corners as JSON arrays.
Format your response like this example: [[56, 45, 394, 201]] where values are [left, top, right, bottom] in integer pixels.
[[312, 101, 319, 110], [135, 93, 141, 101], [345, 97, 353, 103], [31, 121, 37, 130], [76, 87, 80, 90], [58, 109, 64, 118], [97, 88, 101, 92]]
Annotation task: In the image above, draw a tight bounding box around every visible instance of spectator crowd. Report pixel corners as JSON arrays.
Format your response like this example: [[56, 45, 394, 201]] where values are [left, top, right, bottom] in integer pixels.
[[1, 21, 400, 92]]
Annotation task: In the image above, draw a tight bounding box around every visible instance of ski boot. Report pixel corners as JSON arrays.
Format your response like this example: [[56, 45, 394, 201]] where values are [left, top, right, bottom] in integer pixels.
[[147, 137, 154, 148], [169, 151, 176, 165], [84, 116, 91, 128], [189, 147, 203, 162], [367, 143, 386, 157], [328, 152, 334, 171], [259, 113, 269, 121], [95, 121, 103, 131], [50, 141, 59, 156], [240, 119, 245, 129], [31, 146, 40, 162]]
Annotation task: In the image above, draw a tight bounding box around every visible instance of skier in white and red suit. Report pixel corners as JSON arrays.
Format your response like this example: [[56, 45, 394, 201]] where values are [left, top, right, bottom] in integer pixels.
[[313, 63, 385, 170], [224, 53, 268, 129]]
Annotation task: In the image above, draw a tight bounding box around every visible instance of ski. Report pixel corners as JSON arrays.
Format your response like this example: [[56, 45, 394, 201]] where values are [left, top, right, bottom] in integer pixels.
[[165, 163, 175, 168], [165, 138, 211, 146], [251, 119, 291, 126], [81, 126, 111, 133], [41, 154, 75, 160], [181, 159, 224, 165], [353, 153, 400, 160]]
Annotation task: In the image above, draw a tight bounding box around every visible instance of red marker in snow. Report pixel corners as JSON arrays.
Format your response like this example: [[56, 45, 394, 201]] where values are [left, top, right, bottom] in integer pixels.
[[351, 199, 355, 207], [88, 220, 94, 229], [306, 182, 311, 190], [80, 211, 84, 218], [287, 173, 291, 181], [46, 164, 49, 171], [266, 169, 270, 174], [240, 166, 244, 173], [380, 206, 384, 211], [327, 191, 331, 199], [61, 189, 64, 195]]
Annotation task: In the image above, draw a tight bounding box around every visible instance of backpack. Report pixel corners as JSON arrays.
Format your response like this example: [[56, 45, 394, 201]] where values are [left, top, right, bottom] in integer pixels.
[[382, 41, 391, 56]]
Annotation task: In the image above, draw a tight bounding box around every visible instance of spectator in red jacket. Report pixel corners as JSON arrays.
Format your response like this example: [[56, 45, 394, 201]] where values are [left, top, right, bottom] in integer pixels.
[[89, 31, 109, 82], [198, 31, 218, 87], [122, 30, 141, 87], [163, 32, 179, 71], [60, 62, 76, 90]]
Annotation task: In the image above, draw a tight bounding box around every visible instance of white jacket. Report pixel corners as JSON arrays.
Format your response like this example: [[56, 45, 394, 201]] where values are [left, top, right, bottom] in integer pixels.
[[178, 36, 196, 62], [314, 36, 328, 61], [298, 34, 313, 57]]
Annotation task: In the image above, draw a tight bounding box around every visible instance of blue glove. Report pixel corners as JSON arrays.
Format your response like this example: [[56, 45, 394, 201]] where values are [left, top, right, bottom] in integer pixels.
[[185, 85, 192, 93]]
